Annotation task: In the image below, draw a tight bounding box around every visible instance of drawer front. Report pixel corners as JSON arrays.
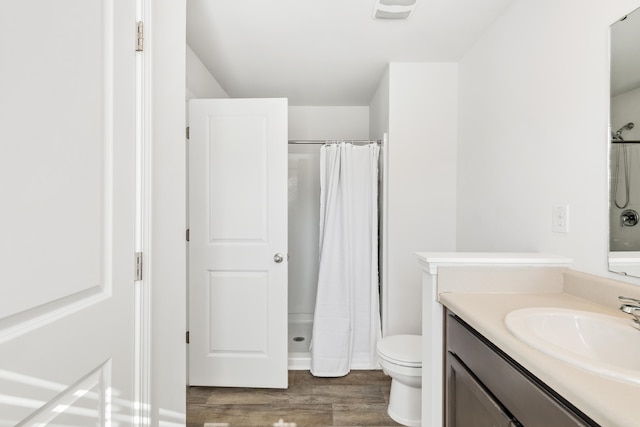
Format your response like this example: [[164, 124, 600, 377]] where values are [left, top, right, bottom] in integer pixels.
[[446, 351, 518, 427], [446, 312, 596, 427]]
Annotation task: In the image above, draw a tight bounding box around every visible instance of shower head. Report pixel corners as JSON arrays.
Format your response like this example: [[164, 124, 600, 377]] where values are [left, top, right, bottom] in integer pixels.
[[614, 122, 635, 140]]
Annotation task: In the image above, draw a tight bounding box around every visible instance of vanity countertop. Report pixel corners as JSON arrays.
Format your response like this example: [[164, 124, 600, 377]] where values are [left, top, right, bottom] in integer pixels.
[[439, 291, 640, 427]]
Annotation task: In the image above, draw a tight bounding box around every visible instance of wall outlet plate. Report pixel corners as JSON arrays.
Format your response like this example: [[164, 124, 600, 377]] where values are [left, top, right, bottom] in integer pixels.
[[552, 205, 569, 233]]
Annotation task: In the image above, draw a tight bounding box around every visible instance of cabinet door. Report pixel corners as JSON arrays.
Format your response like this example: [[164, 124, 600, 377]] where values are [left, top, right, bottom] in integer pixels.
[[446, 311, 596, 427], [446, 352, 519, 427]]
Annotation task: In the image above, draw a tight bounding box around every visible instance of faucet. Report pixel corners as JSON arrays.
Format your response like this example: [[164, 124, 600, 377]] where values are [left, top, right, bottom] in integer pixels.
[[619, 296, 640, 330]]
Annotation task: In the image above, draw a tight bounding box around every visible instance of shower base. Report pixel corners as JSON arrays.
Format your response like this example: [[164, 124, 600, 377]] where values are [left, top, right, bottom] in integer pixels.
[[288, 314, 312, 370]]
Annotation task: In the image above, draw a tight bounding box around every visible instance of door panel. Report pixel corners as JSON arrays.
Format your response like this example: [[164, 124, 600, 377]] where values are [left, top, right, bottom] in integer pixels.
[[189, 98, 288, 388], [0, 0, 137, 424], [0, 0, 110, 320], [208, 272, 269, 354], [208, 116, 268, 241]]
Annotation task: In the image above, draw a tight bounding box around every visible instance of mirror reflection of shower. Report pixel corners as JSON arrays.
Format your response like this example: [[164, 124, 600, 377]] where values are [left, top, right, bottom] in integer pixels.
[[608, 6, 640, 275], [613, 122, 635, 141], [613, 122, 635, 209]]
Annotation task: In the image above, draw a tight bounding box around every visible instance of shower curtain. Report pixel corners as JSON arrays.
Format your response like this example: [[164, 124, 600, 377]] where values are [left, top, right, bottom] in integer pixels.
[[310, 142, 381, 377]]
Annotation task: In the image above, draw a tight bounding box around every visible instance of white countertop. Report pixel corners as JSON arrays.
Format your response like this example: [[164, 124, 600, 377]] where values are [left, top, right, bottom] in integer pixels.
[[439, 292, 640, 427]]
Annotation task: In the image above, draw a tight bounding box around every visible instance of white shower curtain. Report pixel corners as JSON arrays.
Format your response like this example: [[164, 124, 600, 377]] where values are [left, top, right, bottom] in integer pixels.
[[310, 142, 381, 377]]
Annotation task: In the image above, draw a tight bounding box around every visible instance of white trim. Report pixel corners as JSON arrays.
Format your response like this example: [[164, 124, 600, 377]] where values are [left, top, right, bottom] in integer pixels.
[[380, 133, 390, 336], [416, 252, 574, 275], [15, 360, 111, 426], [0, 289, 109, 345], [147, 0, 187, 423], [134, 0, 152, 424]]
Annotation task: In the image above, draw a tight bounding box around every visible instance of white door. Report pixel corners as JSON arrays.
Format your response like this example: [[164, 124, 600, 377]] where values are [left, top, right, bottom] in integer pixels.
[[0, 1, 138, 425], [189, 98, 288, 388]]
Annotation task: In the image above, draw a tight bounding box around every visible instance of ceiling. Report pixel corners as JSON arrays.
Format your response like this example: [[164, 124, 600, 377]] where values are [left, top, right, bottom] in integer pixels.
[[186, 0, 514, 106]]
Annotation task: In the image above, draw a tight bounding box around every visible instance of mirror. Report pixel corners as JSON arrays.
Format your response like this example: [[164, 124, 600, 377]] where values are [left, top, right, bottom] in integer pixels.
[[609, 7, 640, 276]]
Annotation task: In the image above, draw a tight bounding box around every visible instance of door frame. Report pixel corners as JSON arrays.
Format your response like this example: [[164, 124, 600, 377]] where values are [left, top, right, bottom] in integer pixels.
[[135, 0, 151, 422], [143, 0, 188, 425]]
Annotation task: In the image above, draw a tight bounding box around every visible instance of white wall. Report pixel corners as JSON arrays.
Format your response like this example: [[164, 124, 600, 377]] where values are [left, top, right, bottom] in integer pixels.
[[186, 44, 229, 99], [383, 63, 458, 335], [457, 0, 640, 286], [369, 68, 390, 335], [288, 106, 369, 140], [611, 87, 640, 141], [369, 68, 390, 142]]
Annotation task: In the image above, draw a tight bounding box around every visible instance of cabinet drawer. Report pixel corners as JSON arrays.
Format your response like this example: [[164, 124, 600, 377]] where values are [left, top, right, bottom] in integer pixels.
[[447, 351, 519, 427], [446, 311, 598, 427]]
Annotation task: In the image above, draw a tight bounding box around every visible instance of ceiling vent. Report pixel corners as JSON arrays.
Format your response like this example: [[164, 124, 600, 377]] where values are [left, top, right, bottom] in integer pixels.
[[373, 0, 419, 20]]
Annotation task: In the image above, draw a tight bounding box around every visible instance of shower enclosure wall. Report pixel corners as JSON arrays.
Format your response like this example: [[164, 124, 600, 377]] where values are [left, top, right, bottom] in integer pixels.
[[610, 141, 640, 251], [609, 139, 640, 276], [288, 143, 321, 369]]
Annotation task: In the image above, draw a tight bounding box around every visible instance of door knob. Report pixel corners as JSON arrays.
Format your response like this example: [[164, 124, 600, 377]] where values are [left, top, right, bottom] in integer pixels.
[[273, 253, 284, 263]]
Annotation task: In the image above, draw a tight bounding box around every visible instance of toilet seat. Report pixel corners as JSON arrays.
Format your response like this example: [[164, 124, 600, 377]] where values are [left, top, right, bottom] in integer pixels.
[[377, 334, 422, 368]]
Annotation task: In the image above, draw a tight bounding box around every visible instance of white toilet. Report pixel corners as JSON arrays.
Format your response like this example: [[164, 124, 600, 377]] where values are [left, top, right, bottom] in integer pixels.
[[376, 334, 422, 427]]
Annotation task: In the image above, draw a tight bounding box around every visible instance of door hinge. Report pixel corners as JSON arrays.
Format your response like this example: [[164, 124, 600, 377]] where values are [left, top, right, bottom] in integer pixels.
[[136, 21, 144, 52], [186, 126, 190, 140], [135, 252, 143, 281], [186, 331, 190, 344], [186, 229, 190, 242]]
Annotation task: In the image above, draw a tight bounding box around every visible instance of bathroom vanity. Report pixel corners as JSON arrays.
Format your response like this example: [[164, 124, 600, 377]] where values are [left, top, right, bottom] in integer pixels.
[[445, 309, 596, 427], [417, 253, 640, 427]]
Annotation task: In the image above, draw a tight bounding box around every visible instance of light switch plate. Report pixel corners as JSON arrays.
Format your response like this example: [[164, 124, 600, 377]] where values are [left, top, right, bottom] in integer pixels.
[[552, 205, 569, 233]]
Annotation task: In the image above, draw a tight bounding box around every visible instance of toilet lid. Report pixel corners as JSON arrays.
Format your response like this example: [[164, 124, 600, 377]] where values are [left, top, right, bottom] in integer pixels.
[[377, 334, 422, 367]]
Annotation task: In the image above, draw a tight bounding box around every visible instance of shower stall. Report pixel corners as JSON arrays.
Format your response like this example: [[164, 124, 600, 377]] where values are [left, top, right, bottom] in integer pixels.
[[287, 139, 383, 371], [287, 142, 321, 369]]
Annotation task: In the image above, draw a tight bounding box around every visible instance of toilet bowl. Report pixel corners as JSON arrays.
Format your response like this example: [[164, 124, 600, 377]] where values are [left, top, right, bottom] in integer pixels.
[[376, 334, 422, 427]]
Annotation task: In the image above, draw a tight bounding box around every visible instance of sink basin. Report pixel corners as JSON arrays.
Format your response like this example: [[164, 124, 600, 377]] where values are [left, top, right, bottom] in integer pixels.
[[504, 307, 640, 385]]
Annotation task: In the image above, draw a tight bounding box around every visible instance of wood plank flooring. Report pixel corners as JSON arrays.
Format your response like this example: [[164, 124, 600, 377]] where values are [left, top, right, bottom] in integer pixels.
[[187, 370, 403, 427]]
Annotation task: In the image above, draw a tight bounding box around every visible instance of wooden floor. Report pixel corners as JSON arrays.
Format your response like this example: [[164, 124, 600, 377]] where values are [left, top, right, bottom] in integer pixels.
[[187, 370, 403, 427]]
